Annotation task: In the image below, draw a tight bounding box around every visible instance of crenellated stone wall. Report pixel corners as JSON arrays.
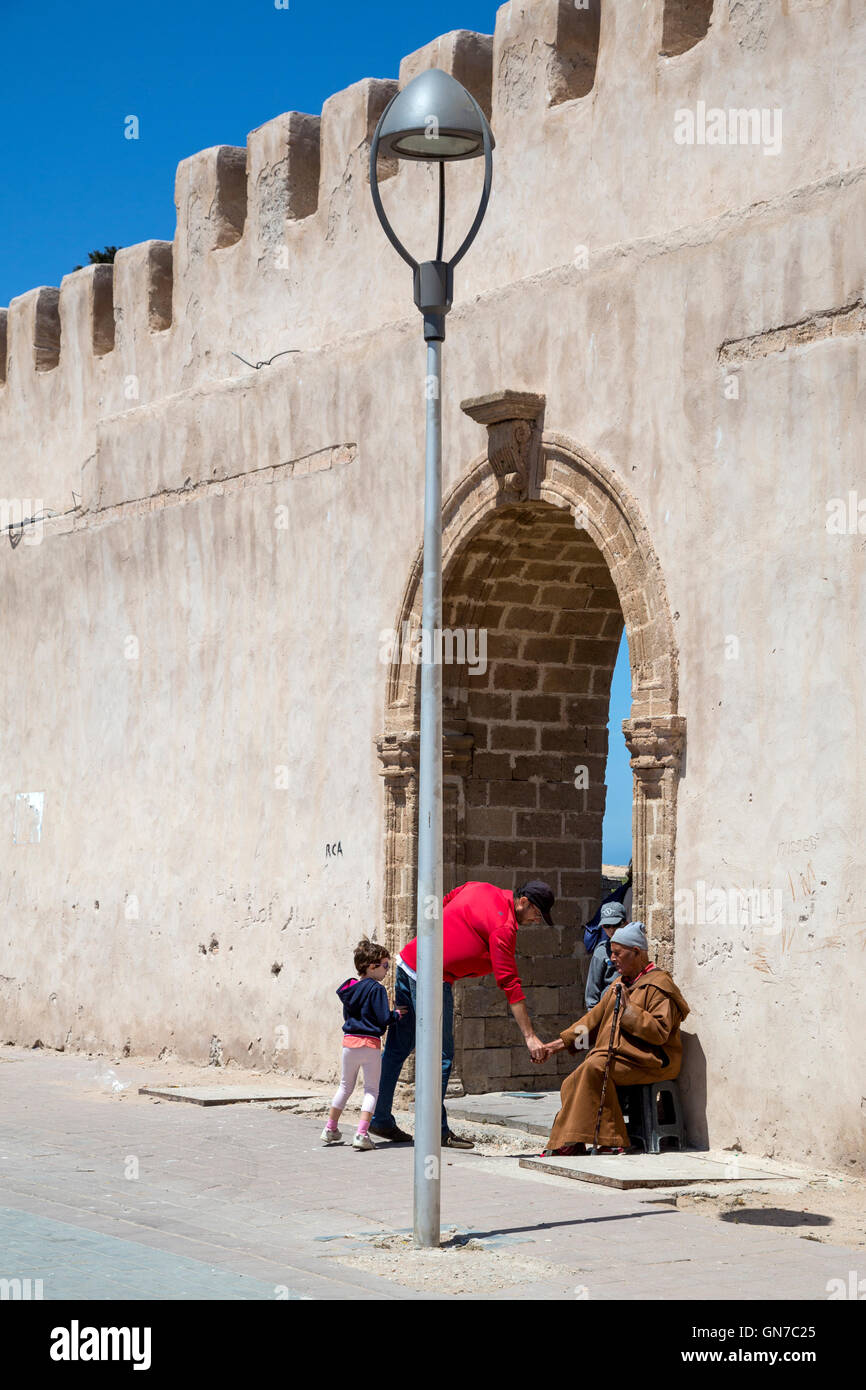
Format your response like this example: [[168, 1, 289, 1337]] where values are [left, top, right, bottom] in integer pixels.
[[0, 0, 864, 1171]]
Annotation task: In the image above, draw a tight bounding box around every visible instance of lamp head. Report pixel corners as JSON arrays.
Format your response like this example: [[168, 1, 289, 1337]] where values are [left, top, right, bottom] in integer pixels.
[[377, 68, 494, 162]]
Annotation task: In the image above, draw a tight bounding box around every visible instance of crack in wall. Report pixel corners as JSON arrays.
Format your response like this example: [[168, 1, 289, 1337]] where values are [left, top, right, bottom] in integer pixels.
[[41, 444, 358, 539]]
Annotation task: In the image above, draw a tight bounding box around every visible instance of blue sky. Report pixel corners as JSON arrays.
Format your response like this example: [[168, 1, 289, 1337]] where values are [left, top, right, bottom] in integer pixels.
[[603, 635, 633, 867], [1, 0, 633, 864], [1, 0, 506, 305]]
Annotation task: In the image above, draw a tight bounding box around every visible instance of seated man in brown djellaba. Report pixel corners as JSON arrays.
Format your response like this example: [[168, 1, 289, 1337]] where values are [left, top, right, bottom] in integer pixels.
[[539, 921, 690, 1155]]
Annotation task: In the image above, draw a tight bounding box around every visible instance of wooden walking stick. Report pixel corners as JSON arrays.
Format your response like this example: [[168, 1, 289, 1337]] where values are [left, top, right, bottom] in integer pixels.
[[591, 983, 623, 1155]]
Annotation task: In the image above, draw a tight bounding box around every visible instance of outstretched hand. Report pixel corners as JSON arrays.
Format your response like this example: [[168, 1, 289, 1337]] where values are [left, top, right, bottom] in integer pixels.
[[533, 1038, 566, 1064]]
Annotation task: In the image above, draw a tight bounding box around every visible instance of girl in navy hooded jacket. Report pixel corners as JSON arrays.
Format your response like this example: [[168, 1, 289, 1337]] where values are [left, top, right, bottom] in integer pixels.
[[322, 939, 405, 1151]]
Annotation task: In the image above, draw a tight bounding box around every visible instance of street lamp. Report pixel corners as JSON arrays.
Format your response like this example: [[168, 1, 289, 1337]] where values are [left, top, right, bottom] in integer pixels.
[[370, 70, 494, 1250]]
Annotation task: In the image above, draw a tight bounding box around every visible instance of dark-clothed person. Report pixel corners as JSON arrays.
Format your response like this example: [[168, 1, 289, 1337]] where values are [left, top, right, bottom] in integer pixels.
[[584, 901, 628, 1009]]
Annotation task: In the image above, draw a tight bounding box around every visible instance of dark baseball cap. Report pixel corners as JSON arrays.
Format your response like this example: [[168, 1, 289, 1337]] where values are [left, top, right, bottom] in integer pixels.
[[517, 880, 555, 926]]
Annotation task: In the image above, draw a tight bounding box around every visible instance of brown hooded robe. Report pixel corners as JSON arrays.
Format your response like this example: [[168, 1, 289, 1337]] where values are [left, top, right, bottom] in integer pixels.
[[546, 966, 690, 1151]]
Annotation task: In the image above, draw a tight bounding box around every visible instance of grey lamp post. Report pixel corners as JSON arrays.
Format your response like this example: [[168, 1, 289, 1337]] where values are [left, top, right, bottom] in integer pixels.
[[370, 70, 494, 1249]]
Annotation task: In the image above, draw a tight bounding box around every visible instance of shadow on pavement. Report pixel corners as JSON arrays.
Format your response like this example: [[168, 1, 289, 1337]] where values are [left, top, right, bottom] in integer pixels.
[[719, 1208, 833, 1228], [452, 1207, 678, 1242]]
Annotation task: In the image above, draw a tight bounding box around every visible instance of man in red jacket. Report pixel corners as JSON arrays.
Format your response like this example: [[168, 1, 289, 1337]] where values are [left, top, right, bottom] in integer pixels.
[[370, 879, 555, 1148]]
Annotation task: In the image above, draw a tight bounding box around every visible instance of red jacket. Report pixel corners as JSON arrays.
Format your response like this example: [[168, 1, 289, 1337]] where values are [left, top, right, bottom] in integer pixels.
[[399, 882, 525, 1004]]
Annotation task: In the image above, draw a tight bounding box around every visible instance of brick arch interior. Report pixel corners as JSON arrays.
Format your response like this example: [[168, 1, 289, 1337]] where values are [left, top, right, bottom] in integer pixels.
[[440, 501, 624, 1092]]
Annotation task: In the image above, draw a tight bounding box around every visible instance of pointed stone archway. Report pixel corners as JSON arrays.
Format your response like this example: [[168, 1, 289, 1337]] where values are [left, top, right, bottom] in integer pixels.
[[377, 392, 684, 1092]]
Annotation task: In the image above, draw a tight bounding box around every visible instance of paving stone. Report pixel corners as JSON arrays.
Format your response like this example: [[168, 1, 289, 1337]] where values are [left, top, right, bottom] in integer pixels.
[[447, 1089, 560, 1135], [0, 1206, 297, 1301], [138, 1085, 316, 1105]]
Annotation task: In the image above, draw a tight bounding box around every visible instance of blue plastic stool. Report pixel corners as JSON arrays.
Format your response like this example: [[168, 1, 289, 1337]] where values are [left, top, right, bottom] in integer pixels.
[[617, 1079, 686, 1154]]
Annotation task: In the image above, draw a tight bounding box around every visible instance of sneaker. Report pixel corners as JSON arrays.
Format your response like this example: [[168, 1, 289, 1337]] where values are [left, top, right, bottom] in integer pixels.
[[443, 1132, 475, 1151], [353, 1132, 374, 1151], [368, 1122, 413, 1143], [321, 1126, 342, 1145]]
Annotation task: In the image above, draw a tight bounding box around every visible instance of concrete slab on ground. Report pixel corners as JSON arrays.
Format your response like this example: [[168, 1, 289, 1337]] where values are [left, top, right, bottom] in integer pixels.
[[138, 1084, 315, 1105], [520, 1153, 798, 1189], [447, 1090, 560, 1136]]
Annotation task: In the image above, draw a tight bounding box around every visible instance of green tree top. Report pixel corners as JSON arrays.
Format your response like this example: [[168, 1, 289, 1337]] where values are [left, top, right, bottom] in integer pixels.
[[72, 246, 121, 271]]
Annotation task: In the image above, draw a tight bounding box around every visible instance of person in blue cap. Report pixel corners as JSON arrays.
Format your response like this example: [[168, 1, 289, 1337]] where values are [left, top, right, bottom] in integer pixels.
[[584, 900, 629, 1009]]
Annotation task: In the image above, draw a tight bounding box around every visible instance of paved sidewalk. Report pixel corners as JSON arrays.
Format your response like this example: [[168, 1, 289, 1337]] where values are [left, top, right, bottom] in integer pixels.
[[0, 1048, 858, 1301]]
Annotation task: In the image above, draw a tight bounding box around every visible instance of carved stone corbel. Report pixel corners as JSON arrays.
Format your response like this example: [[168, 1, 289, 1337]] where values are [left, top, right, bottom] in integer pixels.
[[376, 730, 419, 785], [461, 390, 546, 499], [622, 714, 686, 971], [623, 715, 686, 777], [376, 723, 474, 781]]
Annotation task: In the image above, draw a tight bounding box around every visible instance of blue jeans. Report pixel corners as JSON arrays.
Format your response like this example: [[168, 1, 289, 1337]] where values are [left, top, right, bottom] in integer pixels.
[[372, 966, 454, 1138]]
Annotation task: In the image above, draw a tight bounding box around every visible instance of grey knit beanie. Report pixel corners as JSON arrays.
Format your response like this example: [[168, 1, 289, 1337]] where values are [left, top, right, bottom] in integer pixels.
[[610, 921, 648, 951]]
